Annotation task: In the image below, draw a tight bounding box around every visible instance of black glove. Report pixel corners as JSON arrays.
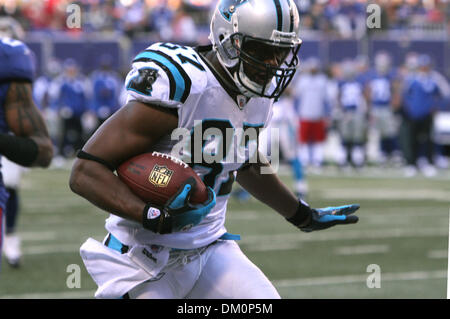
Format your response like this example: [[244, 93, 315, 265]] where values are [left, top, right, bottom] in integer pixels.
[[287, 201, 360, 233]]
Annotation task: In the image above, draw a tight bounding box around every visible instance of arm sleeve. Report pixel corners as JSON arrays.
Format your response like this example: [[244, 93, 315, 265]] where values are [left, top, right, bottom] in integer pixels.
[[0, 133, 39, 167]]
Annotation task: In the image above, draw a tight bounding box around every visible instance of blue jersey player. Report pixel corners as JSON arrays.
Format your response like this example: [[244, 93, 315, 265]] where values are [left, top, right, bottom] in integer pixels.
[[337, 59, 368, 168], [0, 37, 53, 268], [366, 52, 400, 164]]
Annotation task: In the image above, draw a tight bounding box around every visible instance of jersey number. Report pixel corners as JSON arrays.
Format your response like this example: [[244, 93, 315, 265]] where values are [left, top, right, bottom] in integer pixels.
[[159, 43, 205, 71], [189, 119, 263, 196]]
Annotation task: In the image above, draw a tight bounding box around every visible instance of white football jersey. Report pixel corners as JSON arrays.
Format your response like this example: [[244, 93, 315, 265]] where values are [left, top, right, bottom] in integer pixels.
[[105, 43, 274, 250], [294, 73, 329, 120]]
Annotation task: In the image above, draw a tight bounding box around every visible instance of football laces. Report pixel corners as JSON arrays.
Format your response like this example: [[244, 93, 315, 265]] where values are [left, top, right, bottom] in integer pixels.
[[152, 151, 188, 169]]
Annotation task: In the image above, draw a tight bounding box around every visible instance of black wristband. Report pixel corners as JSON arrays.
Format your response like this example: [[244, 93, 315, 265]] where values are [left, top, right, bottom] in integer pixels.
[[286, 201, 313, 227], [0, 133, 39, 167], [142, 203, 172, 234]]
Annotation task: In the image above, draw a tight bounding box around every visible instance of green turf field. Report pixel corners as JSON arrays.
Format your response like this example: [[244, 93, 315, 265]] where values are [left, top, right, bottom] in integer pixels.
[[0, 164, 448, 299]]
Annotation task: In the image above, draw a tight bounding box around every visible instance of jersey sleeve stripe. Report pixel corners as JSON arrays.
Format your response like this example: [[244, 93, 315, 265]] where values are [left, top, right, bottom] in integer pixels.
[[134, 50, 192, 103]]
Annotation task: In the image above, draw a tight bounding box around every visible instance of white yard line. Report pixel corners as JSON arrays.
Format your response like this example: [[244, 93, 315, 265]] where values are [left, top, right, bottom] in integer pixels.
[[365, 211, 448, 219], [278, 165, 450, 180], [273, 270, 447, 288], [0, 290, 96, 299], [17, 227, 446, 256], [321, 188, 450, 202], [229, 209, 448, 223], [23, 244, 81, 255], [427, 250, 448, 259], [246, 243, 390, 255], [242, 227, 448, 246], [245, 242, 302, 252], [17, 231, 57, 241], [334, 245, 390, 255], [22, 198, 94, 213], [2, 270, 445, 298]]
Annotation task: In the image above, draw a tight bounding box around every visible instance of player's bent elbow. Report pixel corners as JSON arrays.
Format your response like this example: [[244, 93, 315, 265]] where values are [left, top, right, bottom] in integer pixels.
[[69, 159, 88, 195]]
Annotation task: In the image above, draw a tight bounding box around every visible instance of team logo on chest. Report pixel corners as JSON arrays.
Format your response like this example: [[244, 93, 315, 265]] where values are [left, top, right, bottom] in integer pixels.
[[149, 165, 173, 187]]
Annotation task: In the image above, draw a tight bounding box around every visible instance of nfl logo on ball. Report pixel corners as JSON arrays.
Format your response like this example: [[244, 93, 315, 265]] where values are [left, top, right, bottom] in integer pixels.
[[149, 165, 173, 187]]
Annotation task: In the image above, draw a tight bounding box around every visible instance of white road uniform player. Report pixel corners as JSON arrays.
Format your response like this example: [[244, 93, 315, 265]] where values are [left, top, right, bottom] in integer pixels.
[[91, 44, 276, 297], [259, 94, 307, 197], [76, 0, 359, 299], [80, 0, 300, 299]]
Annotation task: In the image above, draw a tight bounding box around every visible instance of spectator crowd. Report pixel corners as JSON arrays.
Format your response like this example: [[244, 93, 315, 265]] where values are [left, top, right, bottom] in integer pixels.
[[0, 0, 449, 40], [1, 0, 449, 274], [31, 50, 450, 178], [284, 51, 450, 177], [0, 0, 449, 176], [32, 55, 125, 164]]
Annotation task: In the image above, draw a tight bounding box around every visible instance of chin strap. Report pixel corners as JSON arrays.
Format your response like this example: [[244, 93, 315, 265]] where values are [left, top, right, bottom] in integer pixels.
[[200, 48, 264, 100], [201, 50, 245, 97], [234, 63, 265, 98]]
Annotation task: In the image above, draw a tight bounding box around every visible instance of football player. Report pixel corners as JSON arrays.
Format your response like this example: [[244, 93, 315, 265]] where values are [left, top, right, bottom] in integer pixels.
[[365, 52, 400, 165], [400, 54, 449, 177], [293, 57, 330, 170], [1, 156, 27, 267], [50, 58, 91, 159], [336, 59, 368, 168], [0, 27, 54, 268], [259, 87, 308, 198], [70, 0, 359, 299], [90, 54, 122, 129]]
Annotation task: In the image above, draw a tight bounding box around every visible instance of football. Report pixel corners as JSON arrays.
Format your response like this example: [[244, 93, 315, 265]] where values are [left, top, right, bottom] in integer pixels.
[[117, 151, 208, 205]]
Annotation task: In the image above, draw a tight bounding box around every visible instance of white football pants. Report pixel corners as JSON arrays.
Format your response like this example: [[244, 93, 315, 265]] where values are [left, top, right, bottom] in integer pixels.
[[1, 157, 26, 188], [127, 240, 281, 299]]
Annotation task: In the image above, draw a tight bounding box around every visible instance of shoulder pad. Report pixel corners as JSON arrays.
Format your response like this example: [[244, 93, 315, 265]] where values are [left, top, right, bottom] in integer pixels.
[[125, 42, 208, 107], [0, 38, 35, 82]]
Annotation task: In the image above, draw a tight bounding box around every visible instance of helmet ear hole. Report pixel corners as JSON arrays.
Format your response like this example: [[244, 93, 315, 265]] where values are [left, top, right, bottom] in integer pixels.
[[219, 34, 225, 42]]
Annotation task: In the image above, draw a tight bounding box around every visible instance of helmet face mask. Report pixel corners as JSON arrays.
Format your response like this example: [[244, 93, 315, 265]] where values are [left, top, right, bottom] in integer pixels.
[[210, 0, 302, 100], [232, 34, 300, 99]]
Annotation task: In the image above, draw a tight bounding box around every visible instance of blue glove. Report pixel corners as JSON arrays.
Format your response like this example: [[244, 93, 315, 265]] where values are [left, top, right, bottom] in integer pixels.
[[142, 177, 216, 234], [300, 204, 360, 233], [166, 179, 216, 232]]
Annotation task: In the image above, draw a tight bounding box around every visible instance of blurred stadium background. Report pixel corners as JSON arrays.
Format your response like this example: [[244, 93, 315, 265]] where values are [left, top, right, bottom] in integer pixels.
[[0, 0, 449, 299]]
